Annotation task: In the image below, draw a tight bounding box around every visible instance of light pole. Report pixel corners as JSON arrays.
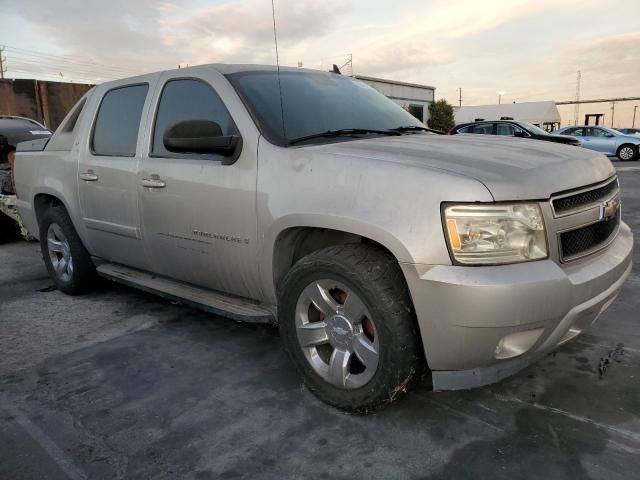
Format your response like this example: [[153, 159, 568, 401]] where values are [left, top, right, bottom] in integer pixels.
[[498, 91, 505, 105], [611, 101, 616, 128], [633, 105, 638, 128]]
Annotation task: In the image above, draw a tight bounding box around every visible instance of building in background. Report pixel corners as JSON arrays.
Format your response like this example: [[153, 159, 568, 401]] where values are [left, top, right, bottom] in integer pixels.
[[454, 101, 562, 131], [354, 75, 435, 124], [0, 79, 93, 131]]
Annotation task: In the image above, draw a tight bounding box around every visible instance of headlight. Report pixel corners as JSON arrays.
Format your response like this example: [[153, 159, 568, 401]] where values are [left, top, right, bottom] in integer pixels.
[[443, 203, 547, 265]]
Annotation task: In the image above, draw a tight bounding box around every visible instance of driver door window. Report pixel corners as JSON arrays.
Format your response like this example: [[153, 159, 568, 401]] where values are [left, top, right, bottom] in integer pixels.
[[496, 123, 517, 136], [472, 123, 494, 135], [586, 127, 607, 137], [152, 79, 238, 159]]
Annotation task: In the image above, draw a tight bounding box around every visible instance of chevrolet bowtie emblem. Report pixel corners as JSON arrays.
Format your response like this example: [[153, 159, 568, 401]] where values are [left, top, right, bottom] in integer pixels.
[[601, 198, 620, 221]]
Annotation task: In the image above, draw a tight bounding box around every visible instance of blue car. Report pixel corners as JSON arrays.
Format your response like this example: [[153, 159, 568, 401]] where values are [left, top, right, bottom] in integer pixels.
[[553, 125, 640, 161]]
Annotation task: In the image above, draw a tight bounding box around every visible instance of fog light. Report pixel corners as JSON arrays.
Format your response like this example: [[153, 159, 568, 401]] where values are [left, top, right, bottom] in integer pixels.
[[494, 328, 545, 360]]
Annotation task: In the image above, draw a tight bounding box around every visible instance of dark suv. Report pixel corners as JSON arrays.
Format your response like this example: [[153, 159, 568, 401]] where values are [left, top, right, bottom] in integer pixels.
[[449, 120, 580, 146]]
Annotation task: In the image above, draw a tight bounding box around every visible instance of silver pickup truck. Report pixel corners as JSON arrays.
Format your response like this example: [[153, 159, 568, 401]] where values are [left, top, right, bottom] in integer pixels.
[[14, 65, 633, 412]]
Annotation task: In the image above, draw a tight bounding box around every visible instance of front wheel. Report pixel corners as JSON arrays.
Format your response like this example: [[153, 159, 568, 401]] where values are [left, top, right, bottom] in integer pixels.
[[39, 206, 96, 294], [278, 244, 423, 412], [617, 144, 638, 161]]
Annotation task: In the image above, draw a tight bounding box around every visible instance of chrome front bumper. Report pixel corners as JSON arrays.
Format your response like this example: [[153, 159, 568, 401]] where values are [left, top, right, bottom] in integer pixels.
[[401, 221, 633, 390]]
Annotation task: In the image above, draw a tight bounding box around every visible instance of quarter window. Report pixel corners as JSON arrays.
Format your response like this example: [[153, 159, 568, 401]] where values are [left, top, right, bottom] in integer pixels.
[[92, 84, 148, 156], [152, 79, 238, 158]]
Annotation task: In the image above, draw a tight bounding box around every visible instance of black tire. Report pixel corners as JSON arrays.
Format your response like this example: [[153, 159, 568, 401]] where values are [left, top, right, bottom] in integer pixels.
[[278, 244, 423, 413], [0, 212, 20, 243], [39, 205, 96, 294], [616, 144, 638, 161]]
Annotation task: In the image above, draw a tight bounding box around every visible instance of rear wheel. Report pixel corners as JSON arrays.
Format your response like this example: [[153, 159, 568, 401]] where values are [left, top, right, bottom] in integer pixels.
[[617, 144, 638, 161], [39, 206, 96, 294], [278, 244, 423, 412]]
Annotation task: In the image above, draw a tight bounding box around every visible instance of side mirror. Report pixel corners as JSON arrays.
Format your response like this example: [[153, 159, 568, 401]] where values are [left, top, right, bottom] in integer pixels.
[[514, 131, 528, 138], [605, 133, 614, 138], [163, 120, 241, 162]]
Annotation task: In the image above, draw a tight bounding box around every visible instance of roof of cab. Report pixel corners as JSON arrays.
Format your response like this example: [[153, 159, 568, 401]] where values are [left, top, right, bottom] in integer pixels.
[[98, 63, 337, 88]]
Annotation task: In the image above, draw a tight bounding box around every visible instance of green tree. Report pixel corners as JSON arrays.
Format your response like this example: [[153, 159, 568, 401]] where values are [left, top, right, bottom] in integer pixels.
[[427, 99, 455, 132]]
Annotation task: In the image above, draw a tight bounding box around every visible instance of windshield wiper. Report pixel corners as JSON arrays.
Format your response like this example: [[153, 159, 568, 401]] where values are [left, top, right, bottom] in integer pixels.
[[288, 128, 401, 145], [390, 125, 444, 135]]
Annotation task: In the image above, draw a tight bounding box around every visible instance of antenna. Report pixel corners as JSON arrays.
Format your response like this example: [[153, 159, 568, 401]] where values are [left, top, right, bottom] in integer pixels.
[[271, 0, 287, 140]]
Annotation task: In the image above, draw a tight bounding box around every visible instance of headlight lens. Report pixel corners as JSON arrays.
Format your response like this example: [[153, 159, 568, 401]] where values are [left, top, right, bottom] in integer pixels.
[[443, 203, 547, 265]]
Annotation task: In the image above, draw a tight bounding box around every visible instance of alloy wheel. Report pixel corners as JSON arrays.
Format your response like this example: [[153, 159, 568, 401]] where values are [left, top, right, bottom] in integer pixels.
[[619, 146, 635, 160], [295, 279, 379, 389], [47, 223, 73, 283]]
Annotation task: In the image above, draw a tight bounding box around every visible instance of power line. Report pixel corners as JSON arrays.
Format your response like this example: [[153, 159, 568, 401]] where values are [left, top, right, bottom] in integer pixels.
[[556, 96, 640, 105], [8, 69, 103, 84], [6, 51, 153, 76], [2, 44, 168, 69], [8, 59, 134, 79], [6, 53, 155, 78], [0, 44, 173, 81]]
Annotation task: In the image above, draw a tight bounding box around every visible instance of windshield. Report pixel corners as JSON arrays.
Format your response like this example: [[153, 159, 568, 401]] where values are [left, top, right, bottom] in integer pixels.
[[515, 121, 548, 136], [226, 70, 424, 146]]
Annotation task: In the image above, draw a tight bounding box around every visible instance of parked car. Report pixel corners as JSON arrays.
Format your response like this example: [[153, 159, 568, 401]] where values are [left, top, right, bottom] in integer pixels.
[[14, 65, 633, 412], [617, 128, 640, 136], [0, 116, 51, 238], [0, 116, 51, 145], [449, 120, 581, 146], [553, 125, 640, 161]]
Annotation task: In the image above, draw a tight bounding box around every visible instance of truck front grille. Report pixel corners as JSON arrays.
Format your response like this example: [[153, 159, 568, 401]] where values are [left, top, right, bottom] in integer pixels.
[[559, 210, 620, 260], [552, 177, 618, 215]]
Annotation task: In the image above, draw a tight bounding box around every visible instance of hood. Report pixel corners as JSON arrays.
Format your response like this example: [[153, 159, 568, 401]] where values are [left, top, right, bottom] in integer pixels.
[[619, 134, 640, 144], [308, 134, 615, 200]]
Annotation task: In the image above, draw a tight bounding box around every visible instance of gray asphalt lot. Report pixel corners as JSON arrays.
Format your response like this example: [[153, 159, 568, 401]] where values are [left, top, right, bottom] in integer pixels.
[[1, 166, 639, 480]]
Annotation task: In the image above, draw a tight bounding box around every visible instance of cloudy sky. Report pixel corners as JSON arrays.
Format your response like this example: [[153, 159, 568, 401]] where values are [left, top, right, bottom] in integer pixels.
[[1, 0, 639, 126]]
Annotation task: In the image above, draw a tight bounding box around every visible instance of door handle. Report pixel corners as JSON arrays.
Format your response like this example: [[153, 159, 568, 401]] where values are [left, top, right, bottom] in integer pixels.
[[79, 171, 99, 181], [140, 176, 166, 188]]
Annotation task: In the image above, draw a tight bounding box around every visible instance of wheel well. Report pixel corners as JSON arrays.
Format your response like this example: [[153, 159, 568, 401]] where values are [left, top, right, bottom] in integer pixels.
[[618, 143, 637, 153], [272, 227, 397, 290], [34, 194, 64, 224]]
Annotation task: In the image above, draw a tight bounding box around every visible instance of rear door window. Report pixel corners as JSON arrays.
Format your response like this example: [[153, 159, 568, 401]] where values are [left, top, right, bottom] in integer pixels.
[[91, 84, 149, 156]]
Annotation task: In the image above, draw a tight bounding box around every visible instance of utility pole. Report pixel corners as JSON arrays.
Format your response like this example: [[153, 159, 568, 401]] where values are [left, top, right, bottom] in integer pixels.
[[339, 54, 353, 76], [458, 88, 462, 108], [573, 70, 581, 126], [611, 101, 616, 128], [633, 105, 637, 128], [0, 46, 6, 79]]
